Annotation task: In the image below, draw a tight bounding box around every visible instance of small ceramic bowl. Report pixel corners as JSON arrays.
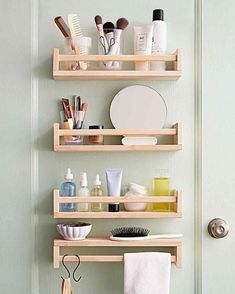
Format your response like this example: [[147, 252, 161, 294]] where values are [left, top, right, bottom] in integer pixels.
[[124, 194, 147, 212], [57, 222, 92, 241]]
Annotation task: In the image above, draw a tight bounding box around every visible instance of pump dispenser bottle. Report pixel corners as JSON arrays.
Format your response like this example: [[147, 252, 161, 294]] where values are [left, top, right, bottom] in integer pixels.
[[60, 168, 76, 212], [151, 9, 167, 71], [76, 172, 90, 212], [91, 174, 104, 212]]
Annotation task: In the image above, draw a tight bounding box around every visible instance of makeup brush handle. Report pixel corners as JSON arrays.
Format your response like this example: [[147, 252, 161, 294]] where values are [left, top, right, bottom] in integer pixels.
[[108, 29, 122, 56]]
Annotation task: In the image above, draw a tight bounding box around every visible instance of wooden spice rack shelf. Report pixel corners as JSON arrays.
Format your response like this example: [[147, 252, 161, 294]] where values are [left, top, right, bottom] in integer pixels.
[[53, 189, 182, 219], [53, 123, 182, 152], [53, 48, 182, 80], [53, 237, 182, 268]]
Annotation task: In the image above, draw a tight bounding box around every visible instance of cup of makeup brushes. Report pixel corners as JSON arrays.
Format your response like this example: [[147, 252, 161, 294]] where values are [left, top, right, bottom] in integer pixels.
[[60, 110, 84, 145], [98, 28, 123, 70]]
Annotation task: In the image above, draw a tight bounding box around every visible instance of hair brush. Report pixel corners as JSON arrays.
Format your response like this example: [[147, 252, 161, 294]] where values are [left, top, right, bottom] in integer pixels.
[[110, 227, 183, 241]]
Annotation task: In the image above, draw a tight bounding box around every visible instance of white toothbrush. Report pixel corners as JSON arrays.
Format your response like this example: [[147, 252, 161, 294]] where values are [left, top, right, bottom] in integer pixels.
[[110, 234, 183, 241], [68, 14, 87, 69]]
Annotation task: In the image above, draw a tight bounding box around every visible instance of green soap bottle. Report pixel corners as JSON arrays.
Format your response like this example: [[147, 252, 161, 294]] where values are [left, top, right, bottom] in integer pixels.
[[153, 177, 170, 211], [91, 174, 104, 212]]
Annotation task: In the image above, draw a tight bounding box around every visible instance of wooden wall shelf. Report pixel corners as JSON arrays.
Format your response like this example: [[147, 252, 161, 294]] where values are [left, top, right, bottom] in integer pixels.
[[53, 48, 182, 80], [53, 189, 182, 219], [53, 237, 182, 268], [53, 123, 182, 152]]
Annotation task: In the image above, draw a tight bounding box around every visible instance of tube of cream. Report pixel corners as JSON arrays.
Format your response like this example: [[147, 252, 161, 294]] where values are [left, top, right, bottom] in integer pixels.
[[134, 24, 153, 71], [105, 168, 123, 212]]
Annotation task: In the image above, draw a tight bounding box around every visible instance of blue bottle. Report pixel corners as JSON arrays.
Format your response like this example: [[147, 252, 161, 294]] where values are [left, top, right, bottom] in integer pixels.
[[60, 168, 76, 212]]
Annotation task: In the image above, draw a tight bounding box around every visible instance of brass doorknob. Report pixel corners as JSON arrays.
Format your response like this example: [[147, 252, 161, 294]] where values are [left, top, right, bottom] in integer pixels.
[[208, 218, 229, 239]]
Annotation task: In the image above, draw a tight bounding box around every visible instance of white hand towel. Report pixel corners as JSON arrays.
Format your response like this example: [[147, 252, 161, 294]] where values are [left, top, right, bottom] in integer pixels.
[[124, 252, 171, 294]]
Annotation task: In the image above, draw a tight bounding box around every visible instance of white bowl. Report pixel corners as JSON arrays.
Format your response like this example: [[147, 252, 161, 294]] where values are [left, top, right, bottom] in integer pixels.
[[124, 195, 147, 212], [57, 222, 92, 241]]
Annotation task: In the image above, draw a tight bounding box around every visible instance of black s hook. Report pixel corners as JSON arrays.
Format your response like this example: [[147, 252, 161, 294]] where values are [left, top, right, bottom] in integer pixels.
[[61, 254, 82, 283]]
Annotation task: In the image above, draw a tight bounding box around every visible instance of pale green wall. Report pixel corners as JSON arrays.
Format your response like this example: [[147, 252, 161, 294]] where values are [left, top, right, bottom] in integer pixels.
[[0, 0, 195, 293]]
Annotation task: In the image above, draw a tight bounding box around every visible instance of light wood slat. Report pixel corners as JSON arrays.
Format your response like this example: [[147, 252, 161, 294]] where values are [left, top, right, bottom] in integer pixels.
[[58, 54, 176, 62], [55, 145, 182, 152], [54, 211, 181, 219], [58, 128, 176, 136], [58, 255, 176, 263], [54, 237, 182, 247], [53, 48, 59, 72], [53, 70, 181, 80], [57, 196, 176, 203], [54, 192, 177, 204]]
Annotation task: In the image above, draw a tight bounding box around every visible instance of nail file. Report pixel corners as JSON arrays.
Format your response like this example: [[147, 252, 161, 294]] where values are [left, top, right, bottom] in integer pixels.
[[110, 234, 183, 241], [54, 16, 71, 38]]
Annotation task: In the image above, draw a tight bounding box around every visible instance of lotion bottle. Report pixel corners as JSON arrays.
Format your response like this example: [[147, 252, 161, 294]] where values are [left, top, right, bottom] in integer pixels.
[[76, 172, 90, 212], [151, 9, 167, 71]]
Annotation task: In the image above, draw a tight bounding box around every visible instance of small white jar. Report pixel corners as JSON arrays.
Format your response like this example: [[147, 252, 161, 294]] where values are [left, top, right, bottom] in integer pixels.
[[124, 183, 147, 212]]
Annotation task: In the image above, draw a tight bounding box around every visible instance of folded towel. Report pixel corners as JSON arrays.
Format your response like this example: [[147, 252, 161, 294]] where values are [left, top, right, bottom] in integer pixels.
[[124, 252, 171, 294]]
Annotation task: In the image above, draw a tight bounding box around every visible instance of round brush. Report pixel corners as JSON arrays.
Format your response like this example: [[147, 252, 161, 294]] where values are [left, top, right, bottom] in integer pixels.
[[110, 227, 183, 241]]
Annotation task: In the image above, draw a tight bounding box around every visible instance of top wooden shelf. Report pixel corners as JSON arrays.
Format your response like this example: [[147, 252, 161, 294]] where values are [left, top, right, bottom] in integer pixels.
[[53, 48, 182, 81]]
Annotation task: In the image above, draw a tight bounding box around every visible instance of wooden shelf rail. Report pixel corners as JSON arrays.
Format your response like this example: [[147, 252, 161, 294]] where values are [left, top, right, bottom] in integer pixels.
[[53, 189, 182, 219], [53, 123, 182, 152], [53, 237, 182, 268], [53, 48, 182, 80]]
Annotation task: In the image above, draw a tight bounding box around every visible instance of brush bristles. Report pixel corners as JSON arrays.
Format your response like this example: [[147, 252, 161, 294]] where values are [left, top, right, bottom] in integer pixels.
[[95, 15, 103, 25], [111, 227, 150, 238], [116, 17, 129, 30]]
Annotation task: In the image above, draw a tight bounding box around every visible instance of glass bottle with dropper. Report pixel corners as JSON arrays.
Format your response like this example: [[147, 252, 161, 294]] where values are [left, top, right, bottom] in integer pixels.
[[91, 174, 104, 212], [76, 172, 90, 212]]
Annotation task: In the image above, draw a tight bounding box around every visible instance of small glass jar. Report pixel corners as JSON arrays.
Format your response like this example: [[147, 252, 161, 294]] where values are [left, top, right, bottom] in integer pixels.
[[89, 125, 104, 145]]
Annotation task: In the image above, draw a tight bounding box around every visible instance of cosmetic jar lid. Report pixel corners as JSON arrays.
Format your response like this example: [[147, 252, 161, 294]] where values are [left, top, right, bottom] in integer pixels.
[[153, 9, 164, 21], [89, 125, 104, 129]]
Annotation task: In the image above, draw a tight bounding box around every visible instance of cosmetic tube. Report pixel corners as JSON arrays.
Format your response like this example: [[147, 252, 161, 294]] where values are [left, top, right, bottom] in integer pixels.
[[105, 169, 123, 212], [134, 25, 153, 71]]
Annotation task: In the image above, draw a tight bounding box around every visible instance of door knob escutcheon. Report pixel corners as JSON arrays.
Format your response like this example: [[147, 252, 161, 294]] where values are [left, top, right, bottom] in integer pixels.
[[208, 218, 229, 239]]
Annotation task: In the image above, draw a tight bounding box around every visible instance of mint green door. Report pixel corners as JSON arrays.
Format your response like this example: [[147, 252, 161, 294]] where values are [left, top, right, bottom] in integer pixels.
[[201, 0, 235, 293]]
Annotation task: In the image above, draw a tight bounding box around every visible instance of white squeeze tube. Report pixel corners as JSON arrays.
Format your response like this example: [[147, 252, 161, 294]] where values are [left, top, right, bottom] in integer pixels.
[[106, 168, 123, 212], [134, 24, 153, 71]]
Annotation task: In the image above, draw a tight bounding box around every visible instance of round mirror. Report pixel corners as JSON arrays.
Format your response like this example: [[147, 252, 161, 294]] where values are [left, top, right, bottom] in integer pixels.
[[110, 85, 167, 129]]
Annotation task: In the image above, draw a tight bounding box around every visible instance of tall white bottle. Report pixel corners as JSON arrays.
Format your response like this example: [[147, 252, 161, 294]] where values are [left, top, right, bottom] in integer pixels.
[[151, 9, 167, 71], [76, 172, 90, 212]]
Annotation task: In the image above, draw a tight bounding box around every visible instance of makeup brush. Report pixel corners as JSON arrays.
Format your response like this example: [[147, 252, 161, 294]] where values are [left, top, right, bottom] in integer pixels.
[[116, 17, 129, 30], [103, 21, 115, 34], [108, 18, 129, 57], [95, 15, 104, 35], [95, 15, 108, 55]]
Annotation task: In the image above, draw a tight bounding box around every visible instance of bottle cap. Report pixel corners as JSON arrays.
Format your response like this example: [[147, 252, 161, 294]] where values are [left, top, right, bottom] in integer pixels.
[[153, 9, 164, 21], [80, 172, 88, 187], [93, 174, 101, 186], [64, 168, 73, 180]]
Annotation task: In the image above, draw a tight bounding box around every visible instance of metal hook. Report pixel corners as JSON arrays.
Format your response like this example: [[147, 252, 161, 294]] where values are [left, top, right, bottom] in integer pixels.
[[61, 254, 70, 279], [72, 255, 82, 283], [61, 254, 82, 283]]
